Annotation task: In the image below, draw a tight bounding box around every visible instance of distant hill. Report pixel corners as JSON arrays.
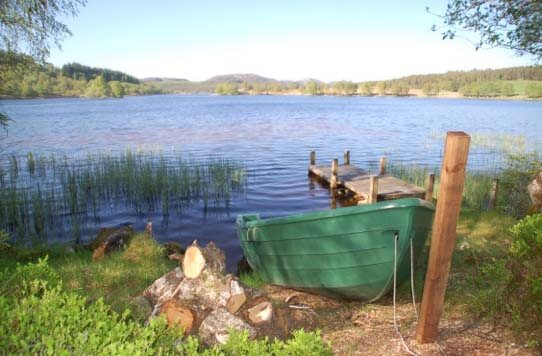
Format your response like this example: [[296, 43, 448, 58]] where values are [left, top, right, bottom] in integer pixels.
[[205, 73, 277, 83], [141, 77, 189, 83]]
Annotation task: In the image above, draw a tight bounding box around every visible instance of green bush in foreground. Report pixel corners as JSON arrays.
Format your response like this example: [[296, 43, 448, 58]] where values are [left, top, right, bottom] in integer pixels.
[[0, 257, 332, 355], [468, 214, 542, 347]]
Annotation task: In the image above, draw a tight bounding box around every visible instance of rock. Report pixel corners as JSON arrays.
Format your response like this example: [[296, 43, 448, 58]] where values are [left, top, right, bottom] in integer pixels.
[[528, 172, 542, 212], [90, 225, 135, 260], [198, 308, 255, 346], [160, 299, 196, 334], [144, 267, 185, 305]]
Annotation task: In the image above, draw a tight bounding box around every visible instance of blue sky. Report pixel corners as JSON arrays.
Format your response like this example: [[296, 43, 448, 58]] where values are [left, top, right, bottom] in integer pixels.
[[49, 0, 535, 81]]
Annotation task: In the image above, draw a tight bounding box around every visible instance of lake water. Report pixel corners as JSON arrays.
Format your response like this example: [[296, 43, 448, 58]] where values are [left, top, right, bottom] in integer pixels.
[[1, 95, 541, 269]]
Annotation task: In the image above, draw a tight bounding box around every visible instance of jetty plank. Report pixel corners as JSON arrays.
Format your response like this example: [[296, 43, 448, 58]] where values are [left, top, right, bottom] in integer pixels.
[[309, 164, 425, 202]]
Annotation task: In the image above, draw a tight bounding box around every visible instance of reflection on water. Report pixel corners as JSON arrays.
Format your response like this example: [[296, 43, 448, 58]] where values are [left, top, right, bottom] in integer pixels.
[[1, 95, 541, 269]]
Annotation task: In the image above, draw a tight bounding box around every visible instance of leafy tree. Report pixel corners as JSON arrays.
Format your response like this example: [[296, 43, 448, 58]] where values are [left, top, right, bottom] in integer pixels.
[[390, 82, 410, 96], [85, 75, 110, 98], [109, 81, 125, 98], [376, 81, 388, 95], [304, 80, 320, 95], [359, 82, 374, 96], [215, 82, 239, 95], [0, 0, 86, 61], [433, 0, 542, 59]]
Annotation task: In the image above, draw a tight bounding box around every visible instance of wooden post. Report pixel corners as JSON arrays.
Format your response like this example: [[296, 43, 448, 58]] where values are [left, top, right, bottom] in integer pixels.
[[488, 178, 499, 210], [415, 131, 470, 344], [425, 173, 435, 201], [379, 157, 387, 176], [310, 151, 316, 166], [330, 159, 339, 189], [368, 175, 379, 203], [344, 150, 350, 165]]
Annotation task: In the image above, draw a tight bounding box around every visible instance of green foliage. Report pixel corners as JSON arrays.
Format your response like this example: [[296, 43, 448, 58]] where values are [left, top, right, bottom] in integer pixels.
[[525, 82, 542, 98], [0, 1, 86, 61], [215, 82, 239, 95], [62, 62, 139, 83], [465, 214, 542, 344], [85, 75, 111, 98], [303, 80, 320, 95], [375, 81, 388, 95], [422, 82, 439, 96], [0, 254, 331, 355], [239, 271, 265, 289], [332, 81, 357, 96], [359, 82, 374, 96], [460, 80, 518, 97], [436, 0, 542, 59], [509, 213, 542, 259], [0, 51, 160, 98], [390, 82, 409, 96]]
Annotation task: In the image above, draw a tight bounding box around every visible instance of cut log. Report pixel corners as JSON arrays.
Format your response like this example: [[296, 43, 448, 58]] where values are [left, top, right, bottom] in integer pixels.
[[144, 267, 185, 305], [177, 271, 230, 308], [182, 241, 226, 278], [168, 253, 184, 263], [226, 279, 247, 314], [247, 301, 273, 324], [198, 308, 255, 346], [160, 299, 196, 334]]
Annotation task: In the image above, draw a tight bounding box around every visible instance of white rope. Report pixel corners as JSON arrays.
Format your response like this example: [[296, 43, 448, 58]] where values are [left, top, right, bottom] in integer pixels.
[[410, 238, 419, 321], [393, 232, 419, 356]]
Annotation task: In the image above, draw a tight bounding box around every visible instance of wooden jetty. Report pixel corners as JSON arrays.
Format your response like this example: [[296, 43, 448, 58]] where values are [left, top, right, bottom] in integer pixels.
[[308, 150, 432, 204]]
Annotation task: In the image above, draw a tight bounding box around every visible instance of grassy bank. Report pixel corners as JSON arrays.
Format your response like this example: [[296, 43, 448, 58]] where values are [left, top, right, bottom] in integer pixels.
[[0, 234, 332, 355]]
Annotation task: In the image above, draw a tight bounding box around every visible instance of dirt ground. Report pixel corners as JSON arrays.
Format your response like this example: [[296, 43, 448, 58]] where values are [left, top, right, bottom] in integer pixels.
[[261, 285, 536, 356]]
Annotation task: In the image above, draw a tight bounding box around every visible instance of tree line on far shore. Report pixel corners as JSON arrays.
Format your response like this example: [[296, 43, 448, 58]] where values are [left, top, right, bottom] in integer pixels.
[[0, 51, 162, 98], [207, 66, 542, 98]]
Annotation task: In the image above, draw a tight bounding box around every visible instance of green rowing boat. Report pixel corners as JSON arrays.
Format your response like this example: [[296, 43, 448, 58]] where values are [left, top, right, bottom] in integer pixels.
[[236, 198, 434, 301]]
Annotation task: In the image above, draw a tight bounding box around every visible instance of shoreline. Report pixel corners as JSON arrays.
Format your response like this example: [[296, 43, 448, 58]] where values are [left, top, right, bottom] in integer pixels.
[[1, 91, 540, 101]]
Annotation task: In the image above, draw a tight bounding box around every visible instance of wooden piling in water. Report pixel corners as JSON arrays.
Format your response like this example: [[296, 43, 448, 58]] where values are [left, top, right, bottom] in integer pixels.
[[368, 175, 379, 203], [344, 150, 350, 165], [310, 151, 316, 166], [488, 178, 499, 210], [425, 173, 435, 201], [330, 159, 339, 189], [415, 131, 470, 344], [379, 157, 387, 176]]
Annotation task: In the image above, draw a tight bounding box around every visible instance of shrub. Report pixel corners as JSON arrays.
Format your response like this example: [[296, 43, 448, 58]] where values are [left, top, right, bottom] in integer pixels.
[[468, 214, 542, 345], [0, 257, 333, 355]]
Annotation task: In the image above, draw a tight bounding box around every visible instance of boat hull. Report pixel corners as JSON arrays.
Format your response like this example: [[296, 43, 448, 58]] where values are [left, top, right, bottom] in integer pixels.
[[236, 198, 434, 301]]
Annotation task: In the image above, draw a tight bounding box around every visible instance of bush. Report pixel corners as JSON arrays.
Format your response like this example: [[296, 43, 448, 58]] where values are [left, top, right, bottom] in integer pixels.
[[468, 214, 542, 345], [0, 257, 333, 355]]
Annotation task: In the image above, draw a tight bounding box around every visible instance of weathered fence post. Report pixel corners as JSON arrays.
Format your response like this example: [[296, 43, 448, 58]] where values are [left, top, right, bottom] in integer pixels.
[[344, 150, 350, 165], [368, 175, 379, 204], [415, 131, 470, 344], [379, 157, 387, 176], [488, 178, 499, 210], [330, 159, 339, 189], [310, 151, 316, 166], [425, 173, 435, 201]]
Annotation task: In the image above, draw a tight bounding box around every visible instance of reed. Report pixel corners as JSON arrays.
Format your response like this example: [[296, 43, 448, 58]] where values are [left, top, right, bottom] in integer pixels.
[[0, 150, 247, 244]]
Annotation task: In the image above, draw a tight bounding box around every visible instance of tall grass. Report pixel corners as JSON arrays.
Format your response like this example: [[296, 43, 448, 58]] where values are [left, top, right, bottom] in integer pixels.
[[388, 150, 541, 216], [0, 150, 246, 244]]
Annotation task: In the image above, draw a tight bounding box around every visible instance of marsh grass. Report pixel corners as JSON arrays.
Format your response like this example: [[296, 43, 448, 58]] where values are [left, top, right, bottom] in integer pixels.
[[388, 149, 540, 215], [0, 150, 247, 244]]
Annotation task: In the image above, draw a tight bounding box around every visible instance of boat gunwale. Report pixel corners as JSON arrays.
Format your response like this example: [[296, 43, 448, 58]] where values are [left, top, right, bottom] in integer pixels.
[[237, 198, 434, 229]]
